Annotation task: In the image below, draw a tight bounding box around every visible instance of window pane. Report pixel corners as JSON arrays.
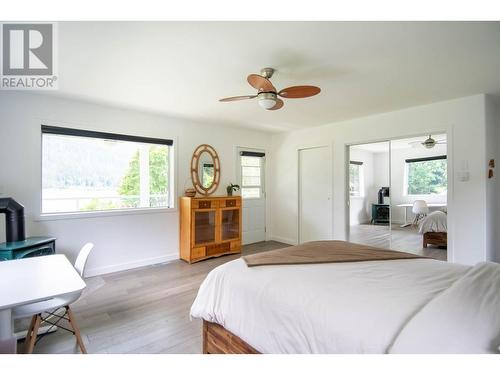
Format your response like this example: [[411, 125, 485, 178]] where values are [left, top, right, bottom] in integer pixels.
[[221, 209, 240, 240], [241, 156, 260, 167], [407, 159, 447, 195], [42, 133, 171, 213], [242, 187, 260, 199], [194, 210, 216, 245], [242, 176, 261, 186], [241, 155, 262, 199], [349, 164, 360, 196], [242, 166, 260, 177]]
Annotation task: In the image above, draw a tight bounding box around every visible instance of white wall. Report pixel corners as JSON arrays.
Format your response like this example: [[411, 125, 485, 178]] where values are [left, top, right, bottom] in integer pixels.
[[0, 92, 270, 276], [349, 148, 374, 225], [270, 94, 491, 265], [487, 95, 500, 262], [496, 100, 500, 263], [373, 151, 390, 201]]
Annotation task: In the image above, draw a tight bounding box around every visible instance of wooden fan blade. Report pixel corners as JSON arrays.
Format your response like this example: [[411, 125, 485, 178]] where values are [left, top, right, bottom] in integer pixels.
[[247, 74, 276, 92], [219, 95, 257, 102], [278, 85, 321, 98], [269, 98, 284, 111]]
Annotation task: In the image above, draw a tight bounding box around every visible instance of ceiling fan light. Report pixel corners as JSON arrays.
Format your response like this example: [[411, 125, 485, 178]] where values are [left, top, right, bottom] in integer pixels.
[[258, 97, 277, 110], [257, 92, 277, 110]]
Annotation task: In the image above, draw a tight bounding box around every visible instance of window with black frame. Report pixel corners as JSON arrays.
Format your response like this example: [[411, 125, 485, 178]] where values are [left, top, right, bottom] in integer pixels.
[[41, 125, 174, 214], [405, 155, 447, 195]]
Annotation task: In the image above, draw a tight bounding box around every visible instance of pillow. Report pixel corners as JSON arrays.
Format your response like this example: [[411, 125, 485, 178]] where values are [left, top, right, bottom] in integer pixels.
[[389, 262, 500, 354]]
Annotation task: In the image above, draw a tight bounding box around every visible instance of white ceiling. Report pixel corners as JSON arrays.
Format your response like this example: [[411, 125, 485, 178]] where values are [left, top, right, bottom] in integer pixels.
[[47, 22, 500, 132], [351, 133, 447, 153]]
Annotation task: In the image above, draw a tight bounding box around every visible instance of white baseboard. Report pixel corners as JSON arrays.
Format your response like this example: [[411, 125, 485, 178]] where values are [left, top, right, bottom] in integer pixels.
[[269, 235, 298, 246], [85, 253, 179, 277], [391, 220, 405, 225]]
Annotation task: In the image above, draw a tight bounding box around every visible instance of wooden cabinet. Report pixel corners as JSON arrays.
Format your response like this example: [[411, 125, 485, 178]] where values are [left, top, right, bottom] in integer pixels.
[[180, 196, 242, 263]]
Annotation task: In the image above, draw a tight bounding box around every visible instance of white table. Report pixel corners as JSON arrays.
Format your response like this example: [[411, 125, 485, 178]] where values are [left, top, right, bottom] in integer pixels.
[[0, 255, 86, 353], [397, 203, 447, 227]]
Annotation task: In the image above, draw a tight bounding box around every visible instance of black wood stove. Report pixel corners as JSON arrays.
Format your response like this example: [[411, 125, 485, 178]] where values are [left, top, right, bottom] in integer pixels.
[[371, 187, 390, 225], [0, 198, 55, 261]]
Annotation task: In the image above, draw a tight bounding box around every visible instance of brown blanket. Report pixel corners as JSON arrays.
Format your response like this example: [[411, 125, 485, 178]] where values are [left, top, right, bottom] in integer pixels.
[[243, 240, 426, 267]]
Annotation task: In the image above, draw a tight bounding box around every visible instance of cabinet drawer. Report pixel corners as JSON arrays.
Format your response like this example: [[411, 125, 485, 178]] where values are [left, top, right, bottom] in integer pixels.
[[193, 200, 218, 209], [192, 246, 206, 259], [220, 198, 240, 208], [206, 242, 231, 256], [230, 241, 241, 252]]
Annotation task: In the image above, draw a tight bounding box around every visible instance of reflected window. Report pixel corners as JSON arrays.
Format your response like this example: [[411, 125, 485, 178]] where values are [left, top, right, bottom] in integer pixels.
[[405, 156, 447, 195], [349, 161, 364, 197]]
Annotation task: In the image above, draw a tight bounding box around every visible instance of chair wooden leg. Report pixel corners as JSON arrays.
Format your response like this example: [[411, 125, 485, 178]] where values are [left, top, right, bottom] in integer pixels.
[[23, 315, 37, 353], [25, 314, 41, 354], [66, 306, 87, 354]]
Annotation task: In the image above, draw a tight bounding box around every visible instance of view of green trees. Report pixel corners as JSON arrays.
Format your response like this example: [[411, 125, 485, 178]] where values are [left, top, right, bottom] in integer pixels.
[[118, 145, 169, 206], [42, 134, 171, 213], [407, 159, 447, 195]]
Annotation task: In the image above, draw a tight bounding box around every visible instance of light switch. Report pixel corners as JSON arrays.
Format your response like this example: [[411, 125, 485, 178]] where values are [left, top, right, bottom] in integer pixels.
[[457, 171, 470, 182]]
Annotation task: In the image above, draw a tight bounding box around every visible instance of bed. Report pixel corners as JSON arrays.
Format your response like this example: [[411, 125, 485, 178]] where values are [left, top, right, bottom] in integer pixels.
[[419, 211, 447, 248], [190, 241, 500, 354]]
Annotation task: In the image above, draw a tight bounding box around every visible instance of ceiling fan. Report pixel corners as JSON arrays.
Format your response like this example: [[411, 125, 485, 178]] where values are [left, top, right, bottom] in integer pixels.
[[219, 68, 321, 111], [409, 135, 447, 149]]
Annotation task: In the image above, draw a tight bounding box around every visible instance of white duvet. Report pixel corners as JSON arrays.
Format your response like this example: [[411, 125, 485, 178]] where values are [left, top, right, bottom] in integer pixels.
[[190, 258, 476, 353], [419, 210, 447, 234]]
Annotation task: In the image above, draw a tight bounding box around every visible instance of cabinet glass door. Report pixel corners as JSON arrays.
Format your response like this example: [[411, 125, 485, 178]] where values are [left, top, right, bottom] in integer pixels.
[[194, 210, 216, 245], [221, 208, 240, 241]]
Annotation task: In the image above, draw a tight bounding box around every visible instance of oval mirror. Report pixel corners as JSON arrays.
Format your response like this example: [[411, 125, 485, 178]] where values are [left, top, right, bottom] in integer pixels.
[[191, 144, 220, 195]]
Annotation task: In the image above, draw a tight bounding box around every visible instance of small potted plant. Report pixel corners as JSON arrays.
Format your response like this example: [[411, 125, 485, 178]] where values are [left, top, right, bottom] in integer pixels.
[[226, 183, 240, 196]]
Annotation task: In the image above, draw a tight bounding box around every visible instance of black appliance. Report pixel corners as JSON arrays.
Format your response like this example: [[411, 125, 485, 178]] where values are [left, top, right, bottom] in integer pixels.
[[0, 198, 55, 261], [371, 204, 390, 225], [377, 187, 390, 204], [0, 197, 25, 242], [371, 187, 390, 225]]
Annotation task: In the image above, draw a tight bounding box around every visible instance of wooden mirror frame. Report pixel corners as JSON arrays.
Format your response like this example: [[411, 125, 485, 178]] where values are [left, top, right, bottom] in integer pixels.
[[191, 144, 220, 196]]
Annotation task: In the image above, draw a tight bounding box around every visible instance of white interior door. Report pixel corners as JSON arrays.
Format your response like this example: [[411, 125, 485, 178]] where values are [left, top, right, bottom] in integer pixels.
[[238, 149, 266, 245], [299, 146, 332, 243]]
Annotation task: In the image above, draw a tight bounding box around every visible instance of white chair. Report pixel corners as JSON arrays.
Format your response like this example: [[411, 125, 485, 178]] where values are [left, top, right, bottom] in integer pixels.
[[14, 243, 94, 354], [412, 200, 429, 226]]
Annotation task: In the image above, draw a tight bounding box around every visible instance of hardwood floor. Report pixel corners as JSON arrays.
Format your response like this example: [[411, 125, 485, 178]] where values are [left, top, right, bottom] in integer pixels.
[[349, 224, 447, 261], [17, 233, 445, 354], [16, 241, 286, 354]]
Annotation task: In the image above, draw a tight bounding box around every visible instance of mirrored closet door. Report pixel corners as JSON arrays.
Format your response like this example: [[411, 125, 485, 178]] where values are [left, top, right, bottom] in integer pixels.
[[388, 134, 448, 260], [348, 141, 391, 248]]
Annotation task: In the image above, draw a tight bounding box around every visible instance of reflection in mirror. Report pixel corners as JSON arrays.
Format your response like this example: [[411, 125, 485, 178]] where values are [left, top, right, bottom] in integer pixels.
[[199, 151, 214, 188], [348, 141, 391, 248]]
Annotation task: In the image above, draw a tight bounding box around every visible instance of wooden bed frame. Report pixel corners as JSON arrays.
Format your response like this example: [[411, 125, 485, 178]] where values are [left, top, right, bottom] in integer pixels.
[[423, 232, 447, 248], [203, 320, 260, 354]]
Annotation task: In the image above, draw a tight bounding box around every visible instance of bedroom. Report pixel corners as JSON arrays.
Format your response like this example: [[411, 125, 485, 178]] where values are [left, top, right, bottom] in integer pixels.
[[1, 1, 500, 373]]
